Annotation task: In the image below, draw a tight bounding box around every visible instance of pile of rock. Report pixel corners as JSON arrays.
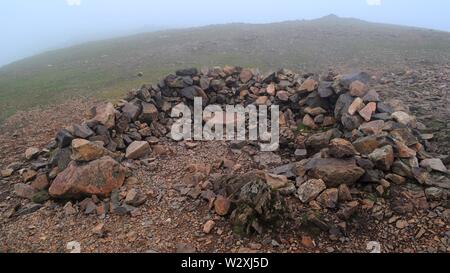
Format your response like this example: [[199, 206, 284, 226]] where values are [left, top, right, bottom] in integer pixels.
[[4, 66, 449, 233]]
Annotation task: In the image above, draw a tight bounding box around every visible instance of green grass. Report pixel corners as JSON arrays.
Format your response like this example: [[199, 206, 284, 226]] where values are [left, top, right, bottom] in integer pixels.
[[1, 16, 450, 123]]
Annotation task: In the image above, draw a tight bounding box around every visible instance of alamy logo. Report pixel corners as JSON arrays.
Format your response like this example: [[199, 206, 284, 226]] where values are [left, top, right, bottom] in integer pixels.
[[170, 97, 280, 152]]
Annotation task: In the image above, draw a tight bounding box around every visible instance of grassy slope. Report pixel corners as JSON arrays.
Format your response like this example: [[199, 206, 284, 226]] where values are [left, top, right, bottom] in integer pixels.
[[1, 16, 450, 122]]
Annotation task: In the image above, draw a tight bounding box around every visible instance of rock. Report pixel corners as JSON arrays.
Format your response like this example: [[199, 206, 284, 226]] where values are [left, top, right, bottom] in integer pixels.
[[301, 236, 315, 249], [125, 188, 147, 207], [240, 69, 253, 83], [348, 98, 365, 115], [305, 130, 334, 151], [255, 96, 269, 105], [32, 191, 50, 204], [56, 129, 74, 148], [203, 220, 215, 234], [31, 174, 49, 190], [391, 111, 416, 127], [303, 114, 317, 129], [125, 141, 151, 159], [358, 102, 377, 122], [15, 203, 43, 217], [22, 169, 37, 182], [294, 149, 308, 160], [318, 81, 334, 98], [73, 124, 94, 139], [265, 173, 288, 190], [49, 156, 126, 198], [305, 158, 365, 187], [338, 184, 352, 202], [359, 120, 385, 135], [317, 188, 339, 208], [14, 183, 36, 200], [180, 86, 208, 101], [1, 168, 13, 178], [299, 78, 318, 92], [122, 102, 141, 121], [369, 146, 394, 171], [386, 173, 406, 185], [305, 107, 326, 116], [176, 68, 198, 77], [214, 195, 231, 216], [140, 102, 159, 124], [420, 159, 448, 173], [349, 80, 368, 97], [396, 219, 408, 229], [341, 113, 363, 131], [253, 152, 282, 169], [353, 136, 379, 155], [334, 93, 354, 119], [276, 91, 290, 101], [92, 223, 107, 238], [362, 90, 380, 102], [394, 140, 417, 158], [266, 83, 276, 96], [425, 187, 444, 201], [71, 139, 113, 162], [89, 102, 116, 129], [337, 201, 359, 220], [25, 147, 40, 160], [329, 138, 358, 158], [297, 179, 326, 203], [64, 201, 78, 215]]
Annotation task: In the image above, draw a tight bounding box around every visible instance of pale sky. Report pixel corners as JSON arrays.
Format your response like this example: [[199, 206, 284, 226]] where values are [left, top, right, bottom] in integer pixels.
[[1, 0, 449, 66]]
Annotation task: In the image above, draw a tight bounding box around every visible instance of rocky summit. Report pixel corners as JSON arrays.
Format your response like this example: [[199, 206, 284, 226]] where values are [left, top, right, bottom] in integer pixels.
[[1, 66, 449, 253]]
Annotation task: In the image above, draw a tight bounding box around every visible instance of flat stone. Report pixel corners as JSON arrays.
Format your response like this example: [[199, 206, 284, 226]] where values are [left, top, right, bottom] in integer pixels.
[[126, 141, 151, 159], [297, 179, 326, 203], [420, 159, 448, 173], [305, 158, 365, 187]]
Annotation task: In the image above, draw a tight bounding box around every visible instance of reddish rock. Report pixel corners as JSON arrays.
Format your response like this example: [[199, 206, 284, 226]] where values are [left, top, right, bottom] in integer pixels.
[[49, 156, 126, 198], [358, 102, 377, 122], [214, 195, 231, 216], [255, 96, 269, 105], [303, 114, 318, 129], [14, 183, 36, 200], [353, 136, 380, 155], [395, 140, 417, 158], [359, 120, 385, 135], [31, 174, 49, 191], [276, 91, 290, 101], [348, 98, 365, 115], [299, 78, 318, 92], [317, 188, 339, 208], [369, 145, 394, 171], [266, 83, 276, 96], [203, 220, 216, 234], [239, 69, 253, 83], [71, 139, 113, 162], [89, 102, 115, 129], [22, 169, 37, 182], [306, 158, 365, 187], [25, 147, 40, 160], [349, 80, 367, 97], [329, 138, 358, 158]]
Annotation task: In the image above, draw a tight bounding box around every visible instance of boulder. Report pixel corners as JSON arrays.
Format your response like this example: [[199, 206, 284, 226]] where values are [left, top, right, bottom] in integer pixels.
[[49, 156, 126, 198], [305, 158, 365, 187], [89, 102, 115, 129]]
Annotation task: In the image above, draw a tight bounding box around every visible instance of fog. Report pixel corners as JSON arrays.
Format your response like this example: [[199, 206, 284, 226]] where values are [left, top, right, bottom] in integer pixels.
[[1, 0, 449, 67]]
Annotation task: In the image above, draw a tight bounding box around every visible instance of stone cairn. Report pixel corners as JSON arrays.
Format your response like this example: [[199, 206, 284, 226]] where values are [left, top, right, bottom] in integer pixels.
[[6, 66, 449, 234]]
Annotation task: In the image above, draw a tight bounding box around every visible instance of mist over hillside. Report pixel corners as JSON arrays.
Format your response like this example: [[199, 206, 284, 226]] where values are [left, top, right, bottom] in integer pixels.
[[1, 15, 450, 122]]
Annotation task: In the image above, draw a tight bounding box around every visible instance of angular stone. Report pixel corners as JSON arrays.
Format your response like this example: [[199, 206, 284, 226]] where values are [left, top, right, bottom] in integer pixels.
[[203, 220, 215, 234], [391, 111, 416, 127], [353, 136, 379, 155], [385, 173, 406, 185], [56, 129, 74, 148], [299, 78, 318, 92], [125, 188, 147, 207], [180, 86, 208, 101], [125, 141, 151, 159], [338, 184, 352, 202], [317, 188, 339, 209], [369, 145, 394, 171], [420, 159, 448, 173], [122, 102, 141, 121], [264, 173, 288, 190], [358, 102, 377, 122], [49, 156, 126, 198], [89, 102, 116, 129], [303, 114, 317, 129], [394, 140, 417, 158], [266, 83, 276, 96], [14, 183, 36, 200], [31, 174, 49, 191], [334, 93, 354, 119], [349, 80, 368, 97], [340, 71, 370, 89], [71, 139, 113, 162], [359, 120, 385, 135], [305, 130, 334, 151], [239, 69, 253, 83], [329, 138, 358, 158], [255, 96, 269, 105], [25, 147, 40, 160], [362, 90, 380, 102], [1, 168, 13, 177], [297, 179, 326, 203], [22, 169, 37, 182], [348, 98, 365, 115], [305, 158, 365, 187], [276, 91, 290, 101], [305, 107, 326, 116], [341, 113, 363, 131], [73, 124, 94, 139], [140, 102, 159, 124], [424, 187, 444, 201]]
